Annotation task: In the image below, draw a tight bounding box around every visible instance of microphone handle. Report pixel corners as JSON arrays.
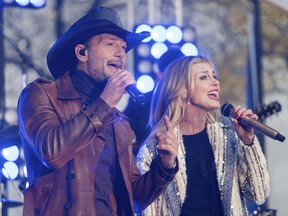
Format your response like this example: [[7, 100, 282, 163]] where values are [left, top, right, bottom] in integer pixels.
[[239, 117, 285, 142], [125, 84, 146, 105]]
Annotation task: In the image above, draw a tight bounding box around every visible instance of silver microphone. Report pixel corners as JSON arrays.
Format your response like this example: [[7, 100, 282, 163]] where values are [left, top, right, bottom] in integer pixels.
[[221, 103, 285, 142]]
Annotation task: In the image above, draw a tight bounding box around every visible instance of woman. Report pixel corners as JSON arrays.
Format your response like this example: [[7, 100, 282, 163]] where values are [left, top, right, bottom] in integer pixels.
[[136, 56, 270, 216]]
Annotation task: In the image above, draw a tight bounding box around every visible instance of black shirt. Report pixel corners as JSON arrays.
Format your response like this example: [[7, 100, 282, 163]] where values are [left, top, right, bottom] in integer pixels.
[[180, 129, 223, 216]]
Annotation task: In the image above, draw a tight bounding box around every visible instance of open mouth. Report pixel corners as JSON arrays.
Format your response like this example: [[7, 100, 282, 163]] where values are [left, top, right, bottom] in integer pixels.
[[208, 90, 219, 100], [107, 61, 123, 72]]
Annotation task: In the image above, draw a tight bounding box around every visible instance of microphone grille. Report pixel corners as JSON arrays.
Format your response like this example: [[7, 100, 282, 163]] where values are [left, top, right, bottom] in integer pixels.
[[221, 103, 234, 117]]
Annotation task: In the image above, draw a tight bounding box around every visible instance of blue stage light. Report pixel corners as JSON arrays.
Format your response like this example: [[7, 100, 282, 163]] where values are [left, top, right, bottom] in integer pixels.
[[2, 145, 20, 161], [151, 25, 167, 42], [151, 42, 168, 59], [135, 24, 152, 43], [1, 125, 25, 180], [136, 75, 155, 93], [133, 24, 198, 92], [30, 0, 45, 7], [181, 42, 198, 56], [3, 0, 46, 8], [16, 0, 29, 6], [137, 60, 153, 74], [2, 161, 19, 180], [137, 44, 151, 58], [166, 25, 183, 44]]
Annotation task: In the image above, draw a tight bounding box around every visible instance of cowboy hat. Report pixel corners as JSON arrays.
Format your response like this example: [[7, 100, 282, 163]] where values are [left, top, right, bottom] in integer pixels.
[[47, 7, 150, 79]]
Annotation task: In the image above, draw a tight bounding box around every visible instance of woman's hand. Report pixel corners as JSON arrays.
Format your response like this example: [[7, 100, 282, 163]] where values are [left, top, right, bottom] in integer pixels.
[[155, 116, 178, 168], [230, 105, 258, 145]]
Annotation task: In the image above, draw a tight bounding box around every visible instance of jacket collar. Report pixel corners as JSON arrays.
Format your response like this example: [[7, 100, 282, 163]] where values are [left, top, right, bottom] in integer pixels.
[[55, 71, 80, 100]]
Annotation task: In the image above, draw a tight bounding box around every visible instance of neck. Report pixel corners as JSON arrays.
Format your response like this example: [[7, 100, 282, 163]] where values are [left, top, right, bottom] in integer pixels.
[[179, 119, 206, 135], [179, 105, 207, 135]]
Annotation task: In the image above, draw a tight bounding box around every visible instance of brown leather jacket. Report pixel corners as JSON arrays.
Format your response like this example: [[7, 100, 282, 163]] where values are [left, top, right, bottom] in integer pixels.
[[17, 72, 177, 216]]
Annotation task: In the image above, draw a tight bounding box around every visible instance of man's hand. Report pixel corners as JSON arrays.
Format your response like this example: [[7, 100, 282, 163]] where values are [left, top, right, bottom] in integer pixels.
[[156, 116, 178, 169], [100, 70, 135, 108]]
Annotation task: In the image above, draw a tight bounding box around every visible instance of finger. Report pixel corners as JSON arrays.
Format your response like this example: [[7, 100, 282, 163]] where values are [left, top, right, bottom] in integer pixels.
[[251, 113, 259, 120], [110, 71, 135, 91], [110, 70, 133, 83], [156, 136, 172, 145], [157, 142, 177, 154], [238, 109, 253, 119], [164, 115, 173, 132], [233, 106, 245, 118]]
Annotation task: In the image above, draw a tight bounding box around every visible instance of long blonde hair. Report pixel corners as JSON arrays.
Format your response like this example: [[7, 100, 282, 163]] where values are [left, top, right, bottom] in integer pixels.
[[149, 55, 220, 135]]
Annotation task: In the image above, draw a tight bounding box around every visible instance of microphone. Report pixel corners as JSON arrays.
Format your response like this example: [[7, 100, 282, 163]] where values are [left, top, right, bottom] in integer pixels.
[[125, 84, 146, 105], [221, 103, 285, 142]]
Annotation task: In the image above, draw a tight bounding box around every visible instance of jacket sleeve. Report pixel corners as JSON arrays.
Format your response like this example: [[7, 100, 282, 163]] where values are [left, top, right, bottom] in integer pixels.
[[236, 136, 270, 204], [17, 81, 118, 170], [132, 137, 178, 213]]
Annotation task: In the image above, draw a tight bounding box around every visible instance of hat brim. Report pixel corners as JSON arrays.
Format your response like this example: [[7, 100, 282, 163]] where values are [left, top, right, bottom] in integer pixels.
[[47, 20, 149, 79]]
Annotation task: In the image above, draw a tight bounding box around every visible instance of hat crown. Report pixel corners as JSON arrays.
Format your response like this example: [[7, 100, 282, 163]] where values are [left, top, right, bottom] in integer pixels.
[[70, 7, 123, 30]]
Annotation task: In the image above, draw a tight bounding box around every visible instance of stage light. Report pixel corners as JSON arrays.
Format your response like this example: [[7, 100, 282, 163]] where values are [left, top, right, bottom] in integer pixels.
[[2, 161, 19, 180], [16, 0, 29, 6], [30, 0, 45, 7], [181, 42, 198, 56], [2, 145, 20, 161], [136, 75, 155, 93], [137, 60, 153, 74], [182, 26, 197, 42], [18, 163, 27, 179], [3, 0, 46, 8], [137, 44, 151, 58], [151, 25, 167, 42], [133, 24, 198, 93], [135, 24, 152, 43], [1, 125, 25, 180], [166, 25, 183, 44], [151, 42, 168, 59]]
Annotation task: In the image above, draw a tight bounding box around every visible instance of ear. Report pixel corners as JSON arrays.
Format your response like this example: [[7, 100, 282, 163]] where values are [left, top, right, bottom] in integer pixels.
[[181, 90, 190, 105], [181, 90, 187, 99], [75, 44, 88, 62]]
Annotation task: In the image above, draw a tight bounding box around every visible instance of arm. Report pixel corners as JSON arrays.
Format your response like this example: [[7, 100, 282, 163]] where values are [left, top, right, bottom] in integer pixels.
[[133, 156, 178, 213], [237, 136, 270, 204], [133, 137, 178, 213], [135, 132, 179, 215], [17, 81, 117, 169], [230, 105, 270, 203]]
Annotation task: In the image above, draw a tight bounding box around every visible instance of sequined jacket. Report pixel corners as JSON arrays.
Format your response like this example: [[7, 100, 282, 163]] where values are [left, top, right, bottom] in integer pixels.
[[136, 115, 270, 216], [17, 72, 177, 216]]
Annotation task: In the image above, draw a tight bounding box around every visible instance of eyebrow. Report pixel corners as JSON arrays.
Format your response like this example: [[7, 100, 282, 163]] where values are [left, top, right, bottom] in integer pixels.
[[198, 70, 216, 75], [105, 37, 125, 42]]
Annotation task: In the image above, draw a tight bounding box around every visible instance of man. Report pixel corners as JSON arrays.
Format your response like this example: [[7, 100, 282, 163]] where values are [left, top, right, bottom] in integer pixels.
[[17, 7, 178, 216]]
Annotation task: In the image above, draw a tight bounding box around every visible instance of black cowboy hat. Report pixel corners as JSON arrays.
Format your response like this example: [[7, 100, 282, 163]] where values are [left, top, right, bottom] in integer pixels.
[[47, 7, 150, 79]]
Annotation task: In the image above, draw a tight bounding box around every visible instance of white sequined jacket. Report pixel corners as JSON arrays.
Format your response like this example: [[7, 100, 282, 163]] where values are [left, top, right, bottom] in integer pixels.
[[136, 116, 270, 216]]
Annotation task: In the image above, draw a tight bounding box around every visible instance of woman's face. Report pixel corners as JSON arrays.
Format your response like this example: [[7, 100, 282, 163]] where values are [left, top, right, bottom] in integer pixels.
[[188, 62, 220, 111]]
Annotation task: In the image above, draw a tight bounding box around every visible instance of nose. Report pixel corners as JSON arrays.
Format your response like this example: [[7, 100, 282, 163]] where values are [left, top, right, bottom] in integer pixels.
[[211, 77, 220, 86], [114, 45, 126, 58]]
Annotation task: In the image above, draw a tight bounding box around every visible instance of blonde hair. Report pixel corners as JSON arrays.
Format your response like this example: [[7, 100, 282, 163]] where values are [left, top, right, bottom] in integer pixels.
[[149, 55, 220, 135]]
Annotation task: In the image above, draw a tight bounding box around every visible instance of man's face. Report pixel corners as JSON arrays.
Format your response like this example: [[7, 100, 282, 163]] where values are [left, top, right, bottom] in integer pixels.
[[85, 33, 127, 81]]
